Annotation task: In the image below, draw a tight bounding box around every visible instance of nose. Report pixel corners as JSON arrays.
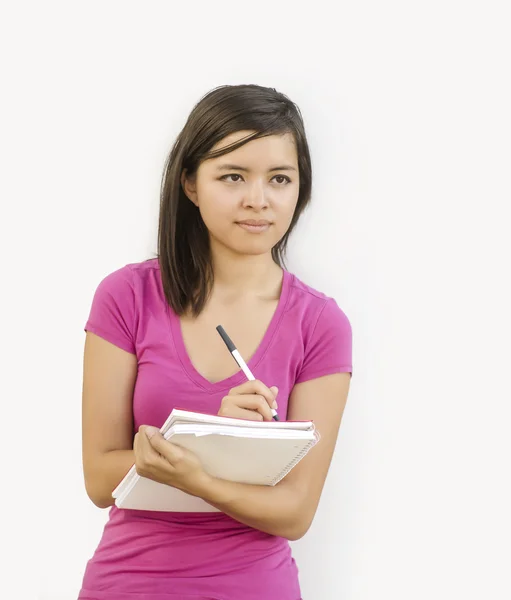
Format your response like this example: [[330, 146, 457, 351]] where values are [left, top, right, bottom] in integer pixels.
[[242, 180, 269, 210]]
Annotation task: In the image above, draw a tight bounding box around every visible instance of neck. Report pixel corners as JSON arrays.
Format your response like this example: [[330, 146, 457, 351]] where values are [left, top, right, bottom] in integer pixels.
[[210, 243, 282, 296]]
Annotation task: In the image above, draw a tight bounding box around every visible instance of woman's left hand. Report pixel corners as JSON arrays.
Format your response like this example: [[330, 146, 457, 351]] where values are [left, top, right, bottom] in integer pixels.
[[133, 425, 211, 497]]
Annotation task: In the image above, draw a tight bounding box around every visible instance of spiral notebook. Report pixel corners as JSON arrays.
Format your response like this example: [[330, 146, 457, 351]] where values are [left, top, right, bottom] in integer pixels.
[[112, 409, 320, 512]]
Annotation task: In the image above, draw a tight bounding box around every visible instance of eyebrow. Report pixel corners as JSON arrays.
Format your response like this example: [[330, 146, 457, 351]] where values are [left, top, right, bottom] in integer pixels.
[[216, 163, 297, 172]]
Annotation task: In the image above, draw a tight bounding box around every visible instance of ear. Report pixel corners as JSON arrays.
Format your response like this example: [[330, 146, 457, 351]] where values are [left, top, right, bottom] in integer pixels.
[[181, 169, 199, 206]]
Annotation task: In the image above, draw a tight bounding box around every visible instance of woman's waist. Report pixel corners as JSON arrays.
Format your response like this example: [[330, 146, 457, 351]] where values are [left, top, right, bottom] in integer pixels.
[[107, 505, 278, 533], [91, 506, 291, 576]]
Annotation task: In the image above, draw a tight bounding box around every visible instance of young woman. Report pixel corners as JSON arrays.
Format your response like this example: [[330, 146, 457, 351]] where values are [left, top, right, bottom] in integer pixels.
[[79, 84, 353, 600]]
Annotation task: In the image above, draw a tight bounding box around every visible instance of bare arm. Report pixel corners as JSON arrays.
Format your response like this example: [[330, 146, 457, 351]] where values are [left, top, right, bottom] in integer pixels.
[[190, 372, 351, 540], [82, 332, 138, 508]]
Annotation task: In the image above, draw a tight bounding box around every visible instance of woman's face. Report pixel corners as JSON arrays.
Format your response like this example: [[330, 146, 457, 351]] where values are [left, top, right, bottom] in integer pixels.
[[182, 131, 300, 257]]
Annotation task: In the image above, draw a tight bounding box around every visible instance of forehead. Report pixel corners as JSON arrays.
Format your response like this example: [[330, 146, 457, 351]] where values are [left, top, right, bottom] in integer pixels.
[[208, 131, 298, 166]]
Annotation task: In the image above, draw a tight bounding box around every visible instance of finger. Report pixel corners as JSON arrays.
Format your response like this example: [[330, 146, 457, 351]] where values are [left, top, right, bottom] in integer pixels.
[[144, 426, 184, 464], [218, 403, 264, 421], [238, 395, 274, 419], [134, 428, 167, 477], [269, 386, 279, 407], [222, 394, 274, 421], [234, 408, 265, 421], [135, 426, 160, 459], [228, 380, 279, 408]]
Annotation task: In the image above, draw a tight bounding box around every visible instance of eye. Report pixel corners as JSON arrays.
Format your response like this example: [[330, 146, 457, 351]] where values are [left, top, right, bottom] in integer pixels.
[[220, 174, 244, 183], [272, 175, 292, 185]]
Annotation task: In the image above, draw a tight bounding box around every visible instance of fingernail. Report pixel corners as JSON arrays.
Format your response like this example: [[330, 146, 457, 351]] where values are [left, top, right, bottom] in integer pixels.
[[145, 426, 159, 440]]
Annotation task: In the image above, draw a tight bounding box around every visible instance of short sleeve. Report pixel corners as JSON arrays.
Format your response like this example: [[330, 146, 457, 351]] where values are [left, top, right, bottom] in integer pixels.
[[295, 298, 353, 384], [84, 265, 137, 354]]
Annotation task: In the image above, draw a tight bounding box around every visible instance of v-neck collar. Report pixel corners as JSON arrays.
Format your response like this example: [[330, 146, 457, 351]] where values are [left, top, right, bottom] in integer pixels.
[[166, 269, 292, 394]]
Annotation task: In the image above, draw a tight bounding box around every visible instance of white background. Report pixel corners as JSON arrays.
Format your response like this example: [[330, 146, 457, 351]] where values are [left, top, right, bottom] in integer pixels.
[[1, 1, 510, 599]]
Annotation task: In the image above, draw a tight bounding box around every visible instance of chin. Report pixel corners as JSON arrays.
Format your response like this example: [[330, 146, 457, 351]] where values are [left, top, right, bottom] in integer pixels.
[[233, 242, 274, 256]]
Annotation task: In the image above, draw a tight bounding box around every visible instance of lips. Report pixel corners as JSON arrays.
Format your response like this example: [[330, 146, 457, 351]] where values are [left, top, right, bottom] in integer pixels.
[[236, 220, 271, 226], [236, 220, 272, 233]]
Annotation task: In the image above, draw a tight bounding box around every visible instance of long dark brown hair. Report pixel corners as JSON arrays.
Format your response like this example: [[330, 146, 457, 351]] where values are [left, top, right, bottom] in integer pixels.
[[157, 84, 313, 316]]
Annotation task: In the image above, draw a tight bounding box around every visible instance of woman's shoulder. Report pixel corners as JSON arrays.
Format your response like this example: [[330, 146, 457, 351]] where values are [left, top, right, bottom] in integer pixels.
[[288, 270, 331, 302], [284, 270, 353, 381], [128, 256, 160, 273], [84, 258, 164, 351], [93, 256, 158, 278], [286, 270, 351, 328], [89, 257, 163, 310], [98, 257, 160, 285]]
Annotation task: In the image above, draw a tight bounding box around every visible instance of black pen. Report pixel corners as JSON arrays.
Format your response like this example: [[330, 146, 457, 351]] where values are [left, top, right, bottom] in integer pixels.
[[216, 325, 279, 421]]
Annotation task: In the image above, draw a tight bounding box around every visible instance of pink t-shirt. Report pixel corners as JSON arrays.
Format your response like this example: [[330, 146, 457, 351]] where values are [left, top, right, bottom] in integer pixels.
[[79, 258, 352, 600]]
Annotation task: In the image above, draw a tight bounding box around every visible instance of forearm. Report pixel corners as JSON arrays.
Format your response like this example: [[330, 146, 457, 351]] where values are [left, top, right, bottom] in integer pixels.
[[198, 477, 310, 541], [84, 449, 135, 509]]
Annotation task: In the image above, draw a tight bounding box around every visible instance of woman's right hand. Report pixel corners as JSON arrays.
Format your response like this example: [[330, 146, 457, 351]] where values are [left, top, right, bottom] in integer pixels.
[[218, 380, 279, 421]]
